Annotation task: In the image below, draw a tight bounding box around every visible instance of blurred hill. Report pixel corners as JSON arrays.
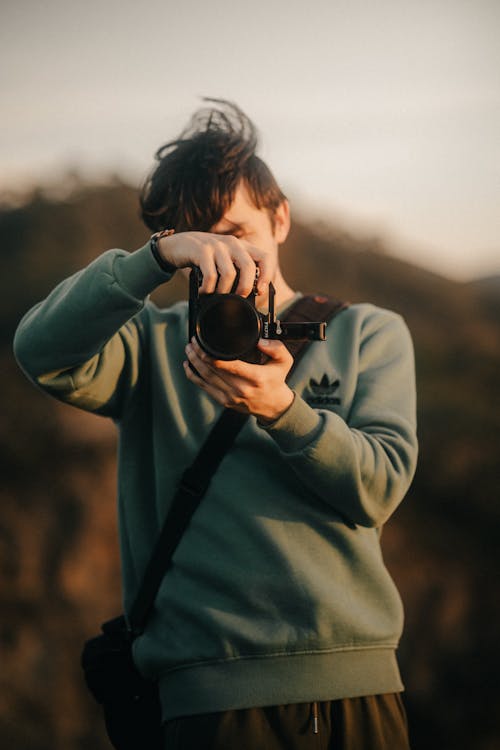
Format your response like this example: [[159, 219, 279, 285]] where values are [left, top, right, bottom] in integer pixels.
[[1, 179, 499, 750]]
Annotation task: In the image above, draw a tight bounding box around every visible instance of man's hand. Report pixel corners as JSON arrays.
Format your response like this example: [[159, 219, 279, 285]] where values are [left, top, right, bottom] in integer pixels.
[[183, 337, 295, 423], [158, 232, 275, 298]]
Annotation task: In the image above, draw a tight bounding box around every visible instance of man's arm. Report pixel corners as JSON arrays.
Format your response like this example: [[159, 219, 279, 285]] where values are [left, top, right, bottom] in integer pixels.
[[264, 311, 418, 528], [13, 243, 175, 417], [14, 232, 276, 418]]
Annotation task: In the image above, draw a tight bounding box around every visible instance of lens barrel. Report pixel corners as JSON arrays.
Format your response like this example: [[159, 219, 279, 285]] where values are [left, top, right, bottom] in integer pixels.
[[196, 294, 261, 360]]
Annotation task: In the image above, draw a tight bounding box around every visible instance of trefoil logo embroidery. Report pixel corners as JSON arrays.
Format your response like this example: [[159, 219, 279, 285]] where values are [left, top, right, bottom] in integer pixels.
[[307, 374, 341, 406]]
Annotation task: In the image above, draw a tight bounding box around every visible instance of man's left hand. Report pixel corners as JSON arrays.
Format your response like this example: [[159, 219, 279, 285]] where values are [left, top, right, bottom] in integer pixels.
[[183, 337, 294, 423]]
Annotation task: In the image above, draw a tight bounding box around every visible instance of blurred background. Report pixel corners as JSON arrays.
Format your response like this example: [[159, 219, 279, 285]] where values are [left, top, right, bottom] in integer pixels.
[[1, 1, 499, 748]]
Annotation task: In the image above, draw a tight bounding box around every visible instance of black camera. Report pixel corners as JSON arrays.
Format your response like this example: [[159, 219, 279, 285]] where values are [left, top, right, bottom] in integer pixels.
[[188, 267, 327, 363]]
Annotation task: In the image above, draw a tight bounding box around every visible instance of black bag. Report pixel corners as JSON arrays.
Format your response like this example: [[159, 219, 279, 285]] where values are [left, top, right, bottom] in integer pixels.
[[81, 295, 348, 750], [81, 615, 162, 748]]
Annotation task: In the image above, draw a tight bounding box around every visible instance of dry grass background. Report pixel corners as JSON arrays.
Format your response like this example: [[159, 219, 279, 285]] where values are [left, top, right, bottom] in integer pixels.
[[1, 180, 499, 749]]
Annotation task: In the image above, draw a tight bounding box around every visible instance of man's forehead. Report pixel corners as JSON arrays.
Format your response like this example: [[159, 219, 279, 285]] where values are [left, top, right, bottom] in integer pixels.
[[211, 183, 260, 232]]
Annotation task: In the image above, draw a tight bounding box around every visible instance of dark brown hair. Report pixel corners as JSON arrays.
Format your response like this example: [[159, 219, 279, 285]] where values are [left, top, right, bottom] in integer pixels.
[[140, 98, 287, 233]]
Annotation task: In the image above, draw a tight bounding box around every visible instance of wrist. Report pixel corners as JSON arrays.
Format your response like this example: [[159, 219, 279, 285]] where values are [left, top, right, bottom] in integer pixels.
[[150, 230, 177, 274], [257, 387, 295, 425]]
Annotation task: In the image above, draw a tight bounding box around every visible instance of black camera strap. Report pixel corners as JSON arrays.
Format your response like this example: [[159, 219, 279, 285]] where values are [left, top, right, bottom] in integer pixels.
[[281, 294, 350, 373], [127, 294, 349, 635]]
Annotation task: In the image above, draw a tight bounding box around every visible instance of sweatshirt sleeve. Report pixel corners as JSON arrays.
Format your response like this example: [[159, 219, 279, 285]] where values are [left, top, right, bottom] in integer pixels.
[[260, 308, 418, 528], [13, 242, 174, 418]]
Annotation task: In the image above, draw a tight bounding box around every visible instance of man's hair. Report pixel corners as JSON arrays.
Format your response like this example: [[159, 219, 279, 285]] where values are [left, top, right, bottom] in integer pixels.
[[140, 98, 287, 233]]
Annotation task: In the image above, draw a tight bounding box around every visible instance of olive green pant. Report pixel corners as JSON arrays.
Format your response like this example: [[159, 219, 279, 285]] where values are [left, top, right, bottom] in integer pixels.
[[163, 693, 411, 749]]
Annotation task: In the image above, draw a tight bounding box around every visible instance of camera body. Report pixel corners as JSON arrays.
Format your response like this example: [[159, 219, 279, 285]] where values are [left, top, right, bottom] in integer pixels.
[[188, 267, 326, 363]]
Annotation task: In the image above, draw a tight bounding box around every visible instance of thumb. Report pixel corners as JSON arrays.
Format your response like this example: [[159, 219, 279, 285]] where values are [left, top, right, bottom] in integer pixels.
[[257, 338, 292, 363]]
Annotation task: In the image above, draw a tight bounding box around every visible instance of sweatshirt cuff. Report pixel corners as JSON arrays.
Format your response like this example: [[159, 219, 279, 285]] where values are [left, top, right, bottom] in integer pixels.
[[259, 392, 323, 453], [112, 242, 176, 300]]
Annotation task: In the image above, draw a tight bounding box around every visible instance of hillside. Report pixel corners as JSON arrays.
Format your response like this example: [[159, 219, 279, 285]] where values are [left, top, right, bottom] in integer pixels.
[[1, 180, 499, 750]]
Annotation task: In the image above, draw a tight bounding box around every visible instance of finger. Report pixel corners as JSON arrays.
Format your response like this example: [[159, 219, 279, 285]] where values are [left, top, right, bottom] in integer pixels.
[[239, 241, 274, 296], [211, 358, 255, 380], [185, 337, 230, 389], [185, 339, 210, 373], [183, 358, 204, 386], [189, 337, 216, 368], [189, 338, 259, 390], [183, 360, 228, 404], [213, 243, 238, 293], [197, 249, 219, 294], [226, 241, 258, 297]]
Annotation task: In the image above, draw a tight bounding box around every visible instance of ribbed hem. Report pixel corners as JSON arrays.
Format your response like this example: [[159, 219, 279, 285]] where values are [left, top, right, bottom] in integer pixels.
[[158, 647, 403, 722], [112, 242, 175, 299], [259, 393, 323, 452]]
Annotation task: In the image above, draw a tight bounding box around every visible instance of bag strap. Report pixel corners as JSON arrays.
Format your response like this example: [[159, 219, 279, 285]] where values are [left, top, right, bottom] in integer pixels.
[[128, 408, 247, 634], [127, 293, 349, 635]]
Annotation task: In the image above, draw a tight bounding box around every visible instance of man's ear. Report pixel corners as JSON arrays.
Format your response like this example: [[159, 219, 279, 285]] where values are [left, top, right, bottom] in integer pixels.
[[273, 199, 291, 244]]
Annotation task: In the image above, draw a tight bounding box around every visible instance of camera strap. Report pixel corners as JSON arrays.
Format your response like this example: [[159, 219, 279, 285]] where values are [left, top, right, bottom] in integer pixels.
[[127, 294, 349, 635], [280, 294, 350, 374]]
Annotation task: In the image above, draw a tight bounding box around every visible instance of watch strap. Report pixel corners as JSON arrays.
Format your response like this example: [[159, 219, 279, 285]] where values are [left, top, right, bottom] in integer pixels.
[[150, 229, 177, 274]]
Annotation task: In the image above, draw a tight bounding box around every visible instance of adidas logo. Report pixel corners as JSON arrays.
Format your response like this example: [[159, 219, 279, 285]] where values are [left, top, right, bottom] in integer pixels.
[[306, 374, 341, 406]]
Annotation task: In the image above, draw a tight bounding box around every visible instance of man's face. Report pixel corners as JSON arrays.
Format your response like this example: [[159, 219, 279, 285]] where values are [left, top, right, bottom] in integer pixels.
[[210, 181, 290, 265], [179, 181, 290, 299]]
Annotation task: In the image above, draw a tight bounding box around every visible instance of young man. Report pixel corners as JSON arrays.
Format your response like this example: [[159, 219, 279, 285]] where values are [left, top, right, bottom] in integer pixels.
[[14, 100, 418, 749]]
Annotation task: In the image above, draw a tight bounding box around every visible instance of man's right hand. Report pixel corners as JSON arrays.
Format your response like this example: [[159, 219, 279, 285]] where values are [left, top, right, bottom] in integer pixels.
[[157, 232, 274, 298]]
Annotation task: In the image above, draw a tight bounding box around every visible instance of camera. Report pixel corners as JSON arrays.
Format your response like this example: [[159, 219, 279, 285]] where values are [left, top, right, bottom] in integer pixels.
[[188, 267, 327, 363]]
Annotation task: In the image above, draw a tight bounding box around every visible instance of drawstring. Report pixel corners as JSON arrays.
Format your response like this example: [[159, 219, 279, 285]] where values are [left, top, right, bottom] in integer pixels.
[[310, 701, 319, 734]]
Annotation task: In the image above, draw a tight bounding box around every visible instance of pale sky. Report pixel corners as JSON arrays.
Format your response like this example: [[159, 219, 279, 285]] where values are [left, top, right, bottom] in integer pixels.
[[1, 0, 499, 280]]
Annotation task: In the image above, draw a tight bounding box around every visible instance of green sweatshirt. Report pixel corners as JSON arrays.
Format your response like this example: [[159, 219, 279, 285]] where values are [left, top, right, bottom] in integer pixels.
[[14, 242, 418, 721]]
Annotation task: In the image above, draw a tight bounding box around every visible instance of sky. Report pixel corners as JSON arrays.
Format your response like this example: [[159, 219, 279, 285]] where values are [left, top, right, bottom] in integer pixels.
[[1, 0, 499, 281]]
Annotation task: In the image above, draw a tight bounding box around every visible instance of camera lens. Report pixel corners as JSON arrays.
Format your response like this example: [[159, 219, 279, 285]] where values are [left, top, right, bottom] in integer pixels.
[[196, 295, 260, 360]]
